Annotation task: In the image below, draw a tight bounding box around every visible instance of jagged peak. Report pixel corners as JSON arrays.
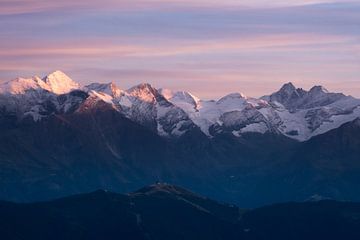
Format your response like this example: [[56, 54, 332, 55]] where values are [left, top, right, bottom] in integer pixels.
[[279, 82, 297, 93], [264, 82, 293, 100], [267, 82, 307, 105], [159, 88, 200, 104], [85, 82, 123, 98], [129, 82, 154, 91], [127, 83, 160, 103], [42, 70, 80, 95], [309, 85, 329, 94]]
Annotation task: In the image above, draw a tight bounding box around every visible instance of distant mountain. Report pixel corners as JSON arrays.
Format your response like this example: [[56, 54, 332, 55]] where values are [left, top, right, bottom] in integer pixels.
[[262, 82, 360, 140], [0, 184, 360, 240], [264, 82, 346, 110], [0, 71, 360, 206]]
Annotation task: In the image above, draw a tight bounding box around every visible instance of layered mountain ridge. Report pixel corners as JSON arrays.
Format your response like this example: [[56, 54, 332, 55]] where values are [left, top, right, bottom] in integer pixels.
[[1, 70, 359, 141], [1, 71, 360, 206]]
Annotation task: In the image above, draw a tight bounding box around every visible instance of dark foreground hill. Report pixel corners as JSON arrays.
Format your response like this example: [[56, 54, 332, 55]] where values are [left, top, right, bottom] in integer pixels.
[[1, 183, 360, 240]]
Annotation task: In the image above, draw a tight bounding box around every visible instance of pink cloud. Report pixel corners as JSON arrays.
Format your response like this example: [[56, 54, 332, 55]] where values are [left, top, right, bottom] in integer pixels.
[[0, 33, 352, 58], [0, 0, 341, 15], [0, 32, 358, 98]]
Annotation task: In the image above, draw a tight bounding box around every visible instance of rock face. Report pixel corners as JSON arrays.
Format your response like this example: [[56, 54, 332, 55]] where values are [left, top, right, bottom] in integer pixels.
[[266, 82, 346, 110], [0, 71, 360, 206]]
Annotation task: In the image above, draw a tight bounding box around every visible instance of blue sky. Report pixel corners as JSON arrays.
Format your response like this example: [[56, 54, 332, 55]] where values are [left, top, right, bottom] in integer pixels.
[[0, 0, 359, 98]]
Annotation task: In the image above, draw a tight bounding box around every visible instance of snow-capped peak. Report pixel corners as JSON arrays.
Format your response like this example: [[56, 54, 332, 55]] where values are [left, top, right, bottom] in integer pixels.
[[42, 70, 80, 95], [85, 82, 123, 98], [0, 71, 80, 95], [217, 93, 246, 103], [0, 76, 48, 94], [159, 88, 200, 107], [127, 83, 161, 103]]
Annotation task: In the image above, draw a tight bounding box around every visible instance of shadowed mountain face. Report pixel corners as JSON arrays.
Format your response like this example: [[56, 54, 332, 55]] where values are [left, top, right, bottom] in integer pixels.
[[1, 109, 359, 207], [283, 119, 360, 202], [1, 184, 360, 240], [0, 102, 296, 206]]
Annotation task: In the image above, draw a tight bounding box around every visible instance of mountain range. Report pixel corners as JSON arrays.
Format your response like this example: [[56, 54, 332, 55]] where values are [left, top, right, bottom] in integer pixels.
[[2, 70, 359, 141], [1, 183, 360, 240], [0, 70, 359, 206]]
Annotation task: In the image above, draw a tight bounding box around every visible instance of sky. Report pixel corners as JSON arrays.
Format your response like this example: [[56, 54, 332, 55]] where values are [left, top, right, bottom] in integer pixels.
[[0, 0, 359, 99]]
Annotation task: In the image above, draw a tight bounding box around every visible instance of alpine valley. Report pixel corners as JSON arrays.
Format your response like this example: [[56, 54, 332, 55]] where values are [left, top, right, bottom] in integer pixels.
[[0, 70, 360, 207]]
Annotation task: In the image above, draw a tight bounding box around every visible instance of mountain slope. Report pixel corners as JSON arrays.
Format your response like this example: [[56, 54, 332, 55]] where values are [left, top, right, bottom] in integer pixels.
[[0, 103, 172, 201], [283, 118, 360, 201], [0, 184, 241, 240], [1, 184, 360, 240]]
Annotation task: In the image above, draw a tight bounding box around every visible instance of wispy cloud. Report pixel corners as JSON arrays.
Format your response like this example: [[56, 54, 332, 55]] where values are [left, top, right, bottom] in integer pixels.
[[0, 33, 352, 58], [0, 0, 359, 98], [0, 0, 349, 15]]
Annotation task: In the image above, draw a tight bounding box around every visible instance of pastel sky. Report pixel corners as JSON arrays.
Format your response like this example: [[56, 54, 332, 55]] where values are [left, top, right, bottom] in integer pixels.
[[0, 0, 359, 98]]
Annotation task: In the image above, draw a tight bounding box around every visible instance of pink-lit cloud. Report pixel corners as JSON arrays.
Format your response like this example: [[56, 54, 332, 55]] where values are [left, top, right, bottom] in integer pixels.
[[0, 1, 359, 98], [0, 0, 347, 15], [0, 33, 352, 58]]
